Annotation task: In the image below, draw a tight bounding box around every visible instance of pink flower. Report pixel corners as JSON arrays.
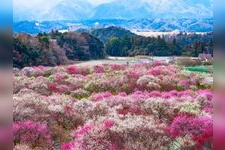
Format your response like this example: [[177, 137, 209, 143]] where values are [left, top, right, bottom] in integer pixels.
[[147, 68, 162, 76], [58, 85, 70, 93], [47, 83, 58, 91], [74, 124, 94, 138], [170, 115, 213, 137], [61, 142, 73, 150], [151, 61, 167, 67], [162, 92, 173, 99], [67, 65, 78, 74], [198, 89, 213, 101], [119, 92, 127, 96], [13, 121, 52, 148], [91, 92, 112, 102], [126, 71, 140, 78], [104, 120, 115, 129], [111, 64, 122, 71], [149, 91, 162, 97], [55, 72, 67, 81], [178, 79, 190, 88], [109, 142, 117, 150], [93, 65, 105, 73]]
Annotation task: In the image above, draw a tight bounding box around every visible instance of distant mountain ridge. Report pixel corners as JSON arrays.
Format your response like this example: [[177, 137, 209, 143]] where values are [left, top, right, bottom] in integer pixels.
[[93, 0, 153, 19], [13, 18, 213, 34], [13, 0, 93, 22], [93, 0, 212, 19], [13, 0, 213, 21]]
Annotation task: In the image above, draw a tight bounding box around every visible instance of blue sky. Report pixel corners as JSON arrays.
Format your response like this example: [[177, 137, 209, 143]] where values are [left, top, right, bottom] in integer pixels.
[[13, 0, 116, 8]]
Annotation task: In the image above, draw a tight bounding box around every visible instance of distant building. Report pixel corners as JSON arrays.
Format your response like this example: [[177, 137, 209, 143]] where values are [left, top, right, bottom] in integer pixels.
[[49, 39, 57, 43], [49, 39, 58, 46], [198, 53, 212, 61]]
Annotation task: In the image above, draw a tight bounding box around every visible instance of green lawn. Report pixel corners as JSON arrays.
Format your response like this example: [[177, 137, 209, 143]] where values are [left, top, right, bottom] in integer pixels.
[[186, 65, 213, 73]]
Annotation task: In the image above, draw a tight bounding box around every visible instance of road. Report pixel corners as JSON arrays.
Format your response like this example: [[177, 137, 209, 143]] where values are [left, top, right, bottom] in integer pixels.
[[76, 57, 175, 66]]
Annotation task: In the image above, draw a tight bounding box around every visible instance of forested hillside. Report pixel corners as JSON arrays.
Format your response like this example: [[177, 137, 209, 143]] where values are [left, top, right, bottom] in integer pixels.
[[91, 27, 213, 57], [13, 27, 213, 68], [13, 31, 105, 68], [91, 26, 137, 44], [105, 32, 213, 57]]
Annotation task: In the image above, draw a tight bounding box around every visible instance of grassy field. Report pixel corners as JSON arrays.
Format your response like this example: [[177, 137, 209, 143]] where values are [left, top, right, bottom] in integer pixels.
[[186, 65, 213, 73]]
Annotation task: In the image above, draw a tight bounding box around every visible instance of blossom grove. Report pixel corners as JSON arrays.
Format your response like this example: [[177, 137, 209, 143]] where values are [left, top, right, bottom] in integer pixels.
[[13, 62, 213, 149]]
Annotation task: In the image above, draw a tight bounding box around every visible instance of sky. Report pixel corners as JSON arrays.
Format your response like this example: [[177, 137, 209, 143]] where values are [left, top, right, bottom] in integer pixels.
[[87, 0, 115, 6], [13, 0, 60, 9], [13, 0, 116, 8]]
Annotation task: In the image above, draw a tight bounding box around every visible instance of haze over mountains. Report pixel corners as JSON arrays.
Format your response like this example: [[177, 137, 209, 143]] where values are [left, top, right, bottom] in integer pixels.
[[93, 0, 212, 19], [14, 0, 213, 21]]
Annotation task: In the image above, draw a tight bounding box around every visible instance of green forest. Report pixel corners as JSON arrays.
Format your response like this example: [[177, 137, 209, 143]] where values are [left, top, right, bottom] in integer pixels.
[[13, 27, 213, 68]]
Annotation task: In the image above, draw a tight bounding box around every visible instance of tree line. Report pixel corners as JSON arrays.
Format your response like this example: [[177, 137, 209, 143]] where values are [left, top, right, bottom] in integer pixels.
[[13, 31, 105, 68], [13, 27, 213, 68], [103, 29, 213, 57]]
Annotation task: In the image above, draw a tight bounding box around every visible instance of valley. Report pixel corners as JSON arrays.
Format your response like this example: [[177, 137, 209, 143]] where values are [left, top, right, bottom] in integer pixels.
[[12, 0, 214, 149]]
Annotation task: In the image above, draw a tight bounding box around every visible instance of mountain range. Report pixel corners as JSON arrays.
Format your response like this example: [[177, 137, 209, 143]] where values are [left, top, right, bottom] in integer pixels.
[[14, 0, 213, 21], [93, 0, 212, 19], [13, 18, 213, 34]]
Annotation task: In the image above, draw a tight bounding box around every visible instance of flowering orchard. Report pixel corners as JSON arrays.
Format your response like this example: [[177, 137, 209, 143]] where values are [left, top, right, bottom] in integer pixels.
[[13, 62, 213, 149]]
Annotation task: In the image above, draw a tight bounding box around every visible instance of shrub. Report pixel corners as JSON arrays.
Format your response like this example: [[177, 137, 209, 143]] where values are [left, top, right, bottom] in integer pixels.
[[68, 116, 172, 150], [137, 75, 161, 91], [176, 58, 202, 66], [66, 65, 79, 74], [13, 121, 52, 149], [13, 63, 213, 149], [170, 115, 212, 136], [14, 144, 31, 150]]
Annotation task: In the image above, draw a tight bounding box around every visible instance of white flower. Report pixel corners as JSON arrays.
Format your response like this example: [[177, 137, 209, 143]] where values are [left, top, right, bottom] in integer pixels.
[[48, 105, 64, 113]]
